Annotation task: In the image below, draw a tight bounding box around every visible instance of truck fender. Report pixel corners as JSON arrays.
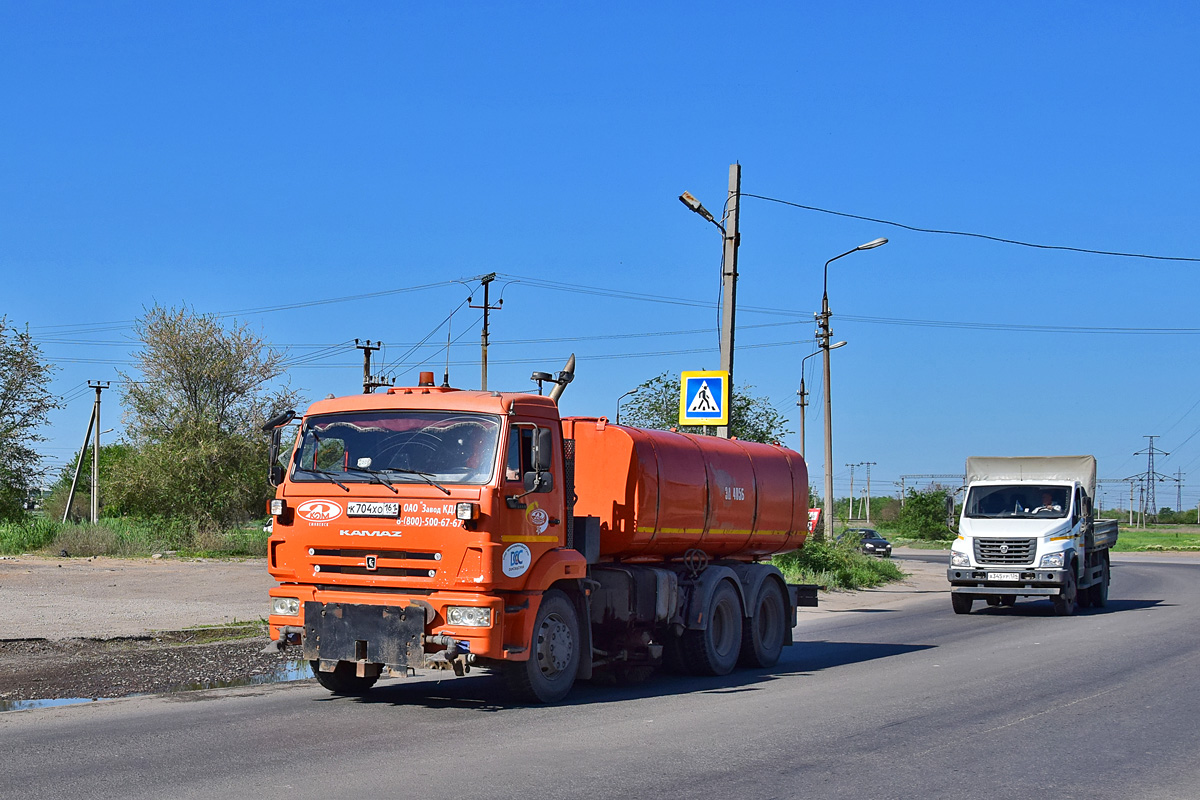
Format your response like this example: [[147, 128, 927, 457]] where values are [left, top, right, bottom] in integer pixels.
[[504, 549, 592, 678], [679, 565, 745, 631], [523, 547, 588, 591]]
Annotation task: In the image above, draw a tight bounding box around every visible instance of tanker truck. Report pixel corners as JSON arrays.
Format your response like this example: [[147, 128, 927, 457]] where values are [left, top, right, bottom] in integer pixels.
[[947, 455, 1118, 616], [262, 368, 816, 703]]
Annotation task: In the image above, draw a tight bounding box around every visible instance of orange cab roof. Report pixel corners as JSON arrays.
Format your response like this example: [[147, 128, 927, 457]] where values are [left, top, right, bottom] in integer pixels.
[[302, 387, 560, 420]]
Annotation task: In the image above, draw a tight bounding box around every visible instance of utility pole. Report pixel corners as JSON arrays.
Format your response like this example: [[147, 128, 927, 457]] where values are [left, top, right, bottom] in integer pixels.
[[717, 164, 741, 440], [63, 391, 98, 524], [796, 384, 807, 460], [469, 273, 502, 391], [862, 461, 877, 524], [1176, 469, 1185, 512], [845, 463, 857, 520], [355, 340, 392, 394]]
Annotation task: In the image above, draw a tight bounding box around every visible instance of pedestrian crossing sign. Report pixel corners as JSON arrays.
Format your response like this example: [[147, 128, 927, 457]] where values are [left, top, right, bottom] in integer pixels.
[[679, 370, 728, 426]]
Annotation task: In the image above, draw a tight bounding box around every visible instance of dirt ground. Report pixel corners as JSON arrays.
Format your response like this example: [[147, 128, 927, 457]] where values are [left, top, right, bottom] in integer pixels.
[[0, 551, 949, 707]]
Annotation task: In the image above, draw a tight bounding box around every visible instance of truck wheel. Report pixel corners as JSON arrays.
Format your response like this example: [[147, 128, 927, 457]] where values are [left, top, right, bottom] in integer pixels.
[[309, 660, 379, 695], [682, 581, 743, 676], [1051, 569, 1078, 616], [739, 579, 787, 668], [951, 593, 973, 615], [504, 589, 580, 704], [985, 595, 1001, 607], [1000, 595, 1016, 607], [1089, 557, 1109, 608]]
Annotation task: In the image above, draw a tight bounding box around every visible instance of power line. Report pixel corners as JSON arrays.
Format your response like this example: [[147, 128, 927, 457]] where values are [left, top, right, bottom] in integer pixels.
[[739, 193, 1200, 263]]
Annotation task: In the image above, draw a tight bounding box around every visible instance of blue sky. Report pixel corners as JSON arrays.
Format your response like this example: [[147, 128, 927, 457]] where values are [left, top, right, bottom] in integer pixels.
[[4, 2, 1199, 512]]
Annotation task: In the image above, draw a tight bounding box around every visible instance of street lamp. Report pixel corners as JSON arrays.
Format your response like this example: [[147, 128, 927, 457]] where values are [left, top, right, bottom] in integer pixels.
[[615, 387, 638, 425], [819, 237, 887, 542], [797, 343, 844, 460]]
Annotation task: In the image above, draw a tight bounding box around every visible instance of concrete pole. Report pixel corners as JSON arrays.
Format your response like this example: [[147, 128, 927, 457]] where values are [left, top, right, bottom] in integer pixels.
[[717, 163, 741, 439], [821, 302, 834, 542], [87, 381, 108, 524]]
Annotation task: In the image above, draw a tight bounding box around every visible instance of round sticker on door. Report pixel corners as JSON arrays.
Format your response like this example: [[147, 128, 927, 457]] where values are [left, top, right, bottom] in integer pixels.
[[527, 503, 549, 534], [501, 543, 532, 578]]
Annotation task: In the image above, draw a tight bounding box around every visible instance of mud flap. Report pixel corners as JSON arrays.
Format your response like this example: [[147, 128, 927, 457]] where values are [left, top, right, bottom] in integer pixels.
[[302, 601, 424, 670]]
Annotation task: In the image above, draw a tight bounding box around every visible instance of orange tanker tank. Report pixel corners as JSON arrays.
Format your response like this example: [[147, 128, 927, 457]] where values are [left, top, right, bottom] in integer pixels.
[[564, 417, 809, 561]]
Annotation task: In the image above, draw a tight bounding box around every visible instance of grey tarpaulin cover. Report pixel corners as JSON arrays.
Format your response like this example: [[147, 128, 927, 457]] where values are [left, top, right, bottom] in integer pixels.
[[965, 456, 1097, 499]]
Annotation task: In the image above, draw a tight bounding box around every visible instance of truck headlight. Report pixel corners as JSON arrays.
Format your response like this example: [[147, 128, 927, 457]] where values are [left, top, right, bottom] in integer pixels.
[[271, 597, 300, 616], [455, 502, 479, 521], [950, 551, 970, 567], [446, 606, 492, 627], [269, 498, 286, 516], [1039, 553, 1065, 568]]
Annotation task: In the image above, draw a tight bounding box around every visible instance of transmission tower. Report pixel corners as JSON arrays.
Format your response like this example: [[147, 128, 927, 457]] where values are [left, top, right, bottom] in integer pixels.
[[1128, 436, 1171, 523]]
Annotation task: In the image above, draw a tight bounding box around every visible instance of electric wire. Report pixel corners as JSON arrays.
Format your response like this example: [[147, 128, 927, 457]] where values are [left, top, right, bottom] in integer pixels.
[[739, 193, 1200, 263]]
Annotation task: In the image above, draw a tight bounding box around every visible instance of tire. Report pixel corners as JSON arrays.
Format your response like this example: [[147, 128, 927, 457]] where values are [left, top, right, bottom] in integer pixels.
[[504, 589, 581, 704], [310, 660, 379, 695], [739, 579, 787, 668], [951, 592, 973, 615], [1089, 556, 1109, 608], [999, 595, 1016, 607], [1051, 567, 1078, 616], [682, 581, 743, 676], [985, 596, 1002, 607]]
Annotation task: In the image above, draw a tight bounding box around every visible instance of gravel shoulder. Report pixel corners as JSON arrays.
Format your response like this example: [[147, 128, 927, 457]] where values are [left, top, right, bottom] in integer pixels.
[[0, 549, 942, 707]]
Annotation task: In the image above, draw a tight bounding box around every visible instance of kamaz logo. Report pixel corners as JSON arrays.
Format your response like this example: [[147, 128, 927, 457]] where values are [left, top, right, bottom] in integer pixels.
[[999, 544, 1009, 554], [365, 555, 378, 571]]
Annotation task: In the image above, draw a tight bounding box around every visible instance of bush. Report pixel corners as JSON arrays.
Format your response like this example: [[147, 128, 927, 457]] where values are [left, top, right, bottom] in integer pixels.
[[882, 488, 956, 541], [773, 536, 905, 591], [0, 515, 59, 554]]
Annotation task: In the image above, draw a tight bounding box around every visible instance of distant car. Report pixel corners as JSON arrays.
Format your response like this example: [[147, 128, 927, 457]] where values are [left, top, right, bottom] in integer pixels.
[[842, 528, 893, 557]]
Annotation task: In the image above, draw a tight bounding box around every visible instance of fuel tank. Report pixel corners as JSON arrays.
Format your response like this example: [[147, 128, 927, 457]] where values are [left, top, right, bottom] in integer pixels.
[[563, 417, 809, 561]]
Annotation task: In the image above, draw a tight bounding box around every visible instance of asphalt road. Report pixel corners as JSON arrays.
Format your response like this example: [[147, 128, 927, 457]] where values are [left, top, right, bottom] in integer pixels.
[[4, 552, 1198, 800]]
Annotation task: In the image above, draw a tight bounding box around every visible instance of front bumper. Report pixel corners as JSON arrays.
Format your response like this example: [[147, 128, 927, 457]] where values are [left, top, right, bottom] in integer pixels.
[[947, 566, 1069, 596]]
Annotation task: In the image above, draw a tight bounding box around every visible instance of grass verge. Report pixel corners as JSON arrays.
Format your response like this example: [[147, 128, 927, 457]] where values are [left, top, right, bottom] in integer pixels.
[[773, 538, 906, 591], [0, 516, 270, 558]]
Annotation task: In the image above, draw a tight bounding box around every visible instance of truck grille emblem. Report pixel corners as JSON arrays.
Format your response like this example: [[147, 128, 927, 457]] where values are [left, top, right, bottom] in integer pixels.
[[365, 555, 378, 571], [999, 544, 1009, 554]]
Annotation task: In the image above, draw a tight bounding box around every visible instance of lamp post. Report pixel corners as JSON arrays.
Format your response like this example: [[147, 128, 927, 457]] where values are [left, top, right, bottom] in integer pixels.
[[797, 344, 844, 460], [615, 388, 638, 425], [818, 237, 887, 541]]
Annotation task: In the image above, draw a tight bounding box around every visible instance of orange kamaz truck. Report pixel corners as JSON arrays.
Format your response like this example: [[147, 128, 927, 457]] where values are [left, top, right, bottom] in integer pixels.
[[263, 367, 816, 703]]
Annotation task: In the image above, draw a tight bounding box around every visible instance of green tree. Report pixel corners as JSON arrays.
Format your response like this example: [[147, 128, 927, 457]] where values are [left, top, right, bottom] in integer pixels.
[[111, 306, 299, 529], [887, 487, 955, 540], [619, 372, 792, 444], [44, 443, 136, 522], [0, 318, 60, 520]]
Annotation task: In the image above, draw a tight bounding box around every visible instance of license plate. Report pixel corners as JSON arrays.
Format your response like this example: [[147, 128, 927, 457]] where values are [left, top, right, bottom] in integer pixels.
[[989, 572, 1020, 581], [347, 501, 400, 518]]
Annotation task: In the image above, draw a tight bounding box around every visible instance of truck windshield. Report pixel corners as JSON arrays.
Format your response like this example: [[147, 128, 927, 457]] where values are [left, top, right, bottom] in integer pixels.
[[291, 411, 501, 487], [964, 485, 1070, 519]]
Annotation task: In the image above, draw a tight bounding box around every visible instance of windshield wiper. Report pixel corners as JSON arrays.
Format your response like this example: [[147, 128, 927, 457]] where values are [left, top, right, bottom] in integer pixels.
[[293, 465, 350, 492], [382, 468, 451, 496], [345, 465, 399, 494]]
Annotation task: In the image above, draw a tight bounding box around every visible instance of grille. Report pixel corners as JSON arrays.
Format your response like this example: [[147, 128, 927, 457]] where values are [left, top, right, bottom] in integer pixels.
[[974, 538, 1036, 565], [306, 547, 443, 581]]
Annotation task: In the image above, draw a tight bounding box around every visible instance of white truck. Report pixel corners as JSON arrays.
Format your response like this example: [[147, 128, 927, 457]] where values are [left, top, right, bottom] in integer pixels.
[[947, 455, 1118, 616]]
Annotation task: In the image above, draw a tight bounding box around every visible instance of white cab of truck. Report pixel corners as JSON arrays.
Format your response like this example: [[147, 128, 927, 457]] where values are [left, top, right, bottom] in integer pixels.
[[947, 455, 1118, 616]]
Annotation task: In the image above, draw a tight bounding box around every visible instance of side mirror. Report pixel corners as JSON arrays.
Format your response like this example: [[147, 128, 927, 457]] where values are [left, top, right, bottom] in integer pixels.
[[532, 428, 553, 472], [524, 471, 554, 494], [269, 464, 285, 487]]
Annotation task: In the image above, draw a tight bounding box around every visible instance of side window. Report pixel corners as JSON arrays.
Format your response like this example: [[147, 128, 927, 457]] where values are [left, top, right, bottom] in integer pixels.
[[506, 428, 533, 482]]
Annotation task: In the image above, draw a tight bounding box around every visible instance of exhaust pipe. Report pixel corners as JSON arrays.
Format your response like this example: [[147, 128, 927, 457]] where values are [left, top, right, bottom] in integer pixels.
[[548, 353, 575, 403]]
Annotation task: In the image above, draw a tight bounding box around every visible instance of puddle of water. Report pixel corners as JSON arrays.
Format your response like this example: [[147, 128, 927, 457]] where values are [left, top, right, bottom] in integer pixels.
[[0, 659, 311, 713]]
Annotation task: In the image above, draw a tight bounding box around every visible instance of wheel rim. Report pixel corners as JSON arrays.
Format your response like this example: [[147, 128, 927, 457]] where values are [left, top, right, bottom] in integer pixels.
[[711, 595, 737, 657], [535, 613, 574, 678]]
